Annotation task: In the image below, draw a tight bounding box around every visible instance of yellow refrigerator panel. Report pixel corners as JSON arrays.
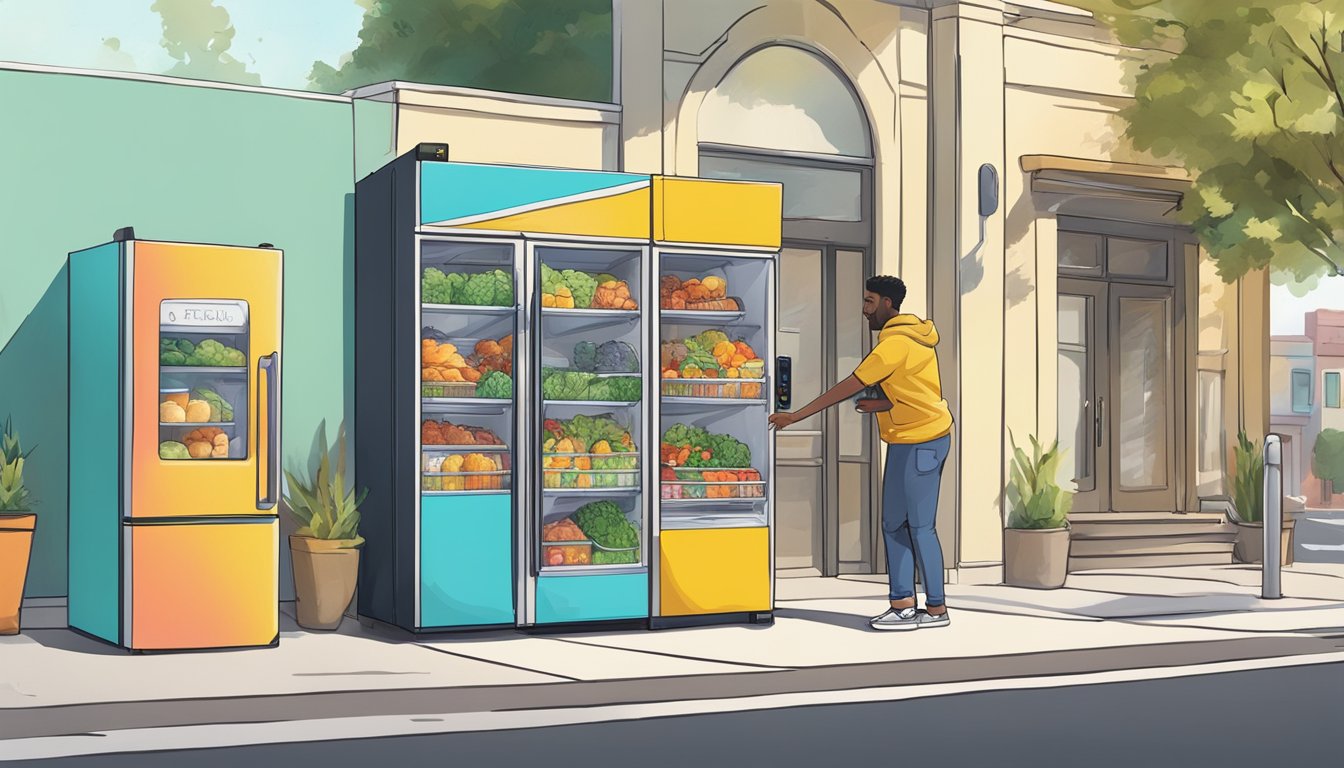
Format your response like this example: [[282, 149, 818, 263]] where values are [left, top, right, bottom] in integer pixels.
[[130, 241, 283, 519], [659, 527, 771, 616], [653, 177, 783, 249]]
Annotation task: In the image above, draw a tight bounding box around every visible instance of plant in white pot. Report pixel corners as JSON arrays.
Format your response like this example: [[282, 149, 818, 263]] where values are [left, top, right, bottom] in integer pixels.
[[1003, 432, 1074, 589], [1230, 430, 1293, 565], [284, 420, 366, 631]]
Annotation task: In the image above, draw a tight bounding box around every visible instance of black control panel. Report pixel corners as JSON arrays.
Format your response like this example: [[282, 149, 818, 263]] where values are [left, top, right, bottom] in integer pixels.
[[776, 355, 792, 411]]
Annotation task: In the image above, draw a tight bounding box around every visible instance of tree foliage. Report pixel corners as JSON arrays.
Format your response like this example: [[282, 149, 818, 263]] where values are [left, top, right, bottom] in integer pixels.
[[151, 0, 260, 85], [309, 0, 613, 103], [1063, 1, 1344, 289], [1313, 427, 1344, 488]]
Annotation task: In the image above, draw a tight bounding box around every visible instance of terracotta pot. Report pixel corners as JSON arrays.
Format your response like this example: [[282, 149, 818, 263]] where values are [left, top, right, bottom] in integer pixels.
[[1004, 526, 1071, 589], [1232, 518, 1295, 566], [289, 535, 360, 631], [0, 513, 36, 635]]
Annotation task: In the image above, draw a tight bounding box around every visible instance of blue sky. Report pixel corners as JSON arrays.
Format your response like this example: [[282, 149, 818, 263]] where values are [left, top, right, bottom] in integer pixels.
[[0, 0, 365, 89]]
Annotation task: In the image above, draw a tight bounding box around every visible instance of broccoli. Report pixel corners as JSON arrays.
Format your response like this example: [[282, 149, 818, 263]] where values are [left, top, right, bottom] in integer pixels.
[[542, 371, 595, 400], [572, 341, 598, 372], [492, 269, 513, 306], [574, 500, 639, 551], [560, 269, 598, 308], [594, 341, 640, 373], [459, 272, 501, 306], [421, 268, 458, 304], [160, 350, 187, 366], [475, 371, 513, 399], [541, 263, 564, 294]]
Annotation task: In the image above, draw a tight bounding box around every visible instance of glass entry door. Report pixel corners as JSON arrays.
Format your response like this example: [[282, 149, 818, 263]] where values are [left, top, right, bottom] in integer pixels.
[[775, 244, 875, 574], [1058, 278, 1178, 513]]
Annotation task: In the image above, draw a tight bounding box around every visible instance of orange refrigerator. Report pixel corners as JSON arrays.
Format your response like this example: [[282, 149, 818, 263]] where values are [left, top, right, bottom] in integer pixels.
[[67, 232, 282, 651]]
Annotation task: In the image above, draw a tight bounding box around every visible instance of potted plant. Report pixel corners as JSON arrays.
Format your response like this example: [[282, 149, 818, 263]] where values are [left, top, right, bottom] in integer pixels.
[[284, 420, 366, 631], [1003, 432, 1074, 589], [1229, 430, 1294, 565], [0, 417, 37, 635]]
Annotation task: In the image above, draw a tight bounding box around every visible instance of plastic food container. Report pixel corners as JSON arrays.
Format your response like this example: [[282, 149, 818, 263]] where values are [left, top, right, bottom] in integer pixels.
[[591, 539, 640, 564], [421, 381, 480, 398], [542, 541, 592, 566], [160, 388, 190, 408], [421, 470, 510, 492], [660, 378, 764, 399]]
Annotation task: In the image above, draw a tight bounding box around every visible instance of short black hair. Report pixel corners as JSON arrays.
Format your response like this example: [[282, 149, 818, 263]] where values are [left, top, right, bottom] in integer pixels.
[[865, 275, 906, 312]]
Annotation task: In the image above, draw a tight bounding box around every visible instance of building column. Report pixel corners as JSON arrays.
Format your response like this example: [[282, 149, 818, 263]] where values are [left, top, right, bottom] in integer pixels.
[[930, 1, 1007, 582], [616, 0, 665, 174]]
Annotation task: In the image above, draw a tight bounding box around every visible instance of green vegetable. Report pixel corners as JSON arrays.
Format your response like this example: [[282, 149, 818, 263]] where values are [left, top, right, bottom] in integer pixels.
[[541, 263, 564, 294], [542, 370, 596, 400], [663, 423, 752, 468], [160, 350, 187, 366], [421, 268, 461, 304], [475, 371, 513, 399], [566, 414, 631, 451], [607, 376, 641, 402], [560, 269, 598, 308], [459, 272, 502, 306], [573, 341, 598, 372], [159, 441, 191, 459], [492, 269, 514, 306], [192, 388, 233, 421], [181, 338, 245, 367], [574, 500, 639, 552], [595, 273, 618, 285]]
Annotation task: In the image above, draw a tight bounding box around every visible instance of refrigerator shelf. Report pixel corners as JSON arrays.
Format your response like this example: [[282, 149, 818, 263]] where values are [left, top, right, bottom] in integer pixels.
[[659, 511, 768, 530], [539, 564, 647, 577], [543, 487, 642, 497], [421, 489, 512, 497], [661, 496, 765, 507], [421, 303, 515, 315], [159, 421, 236, 428], [422, 397, 512, 412], [660, 380, 766, 400], [160, 366, 248, 375], [421, 444, 508, 452], [660, 308, 746, 323], [544, 399, 640, 408], [542, 308, 640, 319], [661, 396, 769, 407]]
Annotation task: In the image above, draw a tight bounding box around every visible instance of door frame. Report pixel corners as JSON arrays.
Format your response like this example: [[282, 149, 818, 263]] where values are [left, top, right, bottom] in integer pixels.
[[777, 240, 879, 576], [1056, 216, 1192, 514]]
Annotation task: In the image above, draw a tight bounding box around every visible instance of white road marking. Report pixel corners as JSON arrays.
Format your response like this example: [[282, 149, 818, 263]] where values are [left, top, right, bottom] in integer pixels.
[[5, 651, 1344, 762]]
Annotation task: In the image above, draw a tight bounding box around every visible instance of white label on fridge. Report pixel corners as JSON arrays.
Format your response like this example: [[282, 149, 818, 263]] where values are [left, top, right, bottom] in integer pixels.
[[160, 300, 249, 329]]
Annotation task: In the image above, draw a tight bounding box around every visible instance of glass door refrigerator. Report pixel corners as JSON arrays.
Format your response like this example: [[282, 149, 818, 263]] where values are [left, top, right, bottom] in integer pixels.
[[650, 177, 782, 628], [67, 233, 283, 651], [355, 148, 652, 632], [528, 242, 651, 626]]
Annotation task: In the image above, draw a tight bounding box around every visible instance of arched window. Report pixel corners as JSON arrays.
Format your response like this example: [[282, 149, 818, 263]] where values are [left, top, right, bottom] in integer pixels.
[[697, 45, 872, 228]]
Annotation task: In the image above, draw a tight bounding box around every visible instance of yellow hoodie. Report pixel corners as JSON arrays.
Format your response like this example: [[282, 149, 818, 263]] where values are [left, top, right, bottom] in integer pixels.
[[853, 315, 953, 444]]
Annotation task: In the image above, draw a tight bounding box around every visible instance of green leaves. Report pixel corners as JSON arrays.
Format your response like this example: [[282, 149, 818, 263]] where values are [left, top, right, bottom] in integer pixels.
[[0, 416, 34, 512], [283, 420, 366, 547], [1005, 432, 1073, 530], [1313, 428, 1344, 488], [1062, 1, 1344, 286], [1231, 430, 1265, 523]]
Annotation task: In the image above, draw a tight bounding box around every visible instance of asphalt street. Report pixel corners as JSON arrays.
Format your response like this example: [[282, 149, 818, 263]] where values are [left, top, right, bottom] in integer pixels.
[[9, 660, 1342, 767]]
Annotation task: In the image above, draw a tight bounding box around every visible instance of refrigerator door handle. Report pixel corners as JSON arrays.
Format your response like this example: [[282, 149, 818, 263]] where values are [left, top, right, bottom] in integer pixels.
[[257, 352, 281, 510]]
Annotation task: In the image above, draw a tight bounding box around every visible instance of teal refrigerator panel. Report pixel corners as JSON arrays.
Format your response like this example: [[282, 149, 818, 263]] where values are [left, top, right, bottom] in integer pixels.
[[419, 162, 647, 226], [66, 242, 124, 644], [536, 572, 648, 624], [420, 493, 514, 627]]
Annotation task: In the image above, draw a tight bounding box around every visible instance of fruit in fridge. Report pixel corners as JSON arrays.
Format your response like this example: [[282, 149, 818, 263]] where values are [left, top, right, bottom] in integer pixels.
[[185, 399, 212, 423], [192, 388, 233, 421], [160, 401, 187, 423]]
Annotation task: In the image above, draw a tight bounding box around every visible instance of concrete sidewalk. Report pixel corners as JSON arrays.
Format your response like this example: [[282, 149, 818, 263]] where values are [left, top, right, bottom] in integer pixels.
[[3, 563, 1344, 741]]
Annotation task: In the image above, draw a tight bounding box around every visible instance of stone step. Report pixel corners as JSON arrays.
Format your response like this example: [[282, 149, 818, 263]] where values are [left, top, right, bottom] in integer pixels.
[[1070, 521, 1236, 539], [1069, 551, 1233, 571], [1070, 535, 1236, 558]]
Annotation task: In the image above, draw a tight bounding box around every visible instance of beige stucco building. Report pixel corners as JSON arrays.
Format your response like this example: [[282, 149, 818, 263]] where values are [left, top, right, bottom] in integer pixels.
[[346, 0, 1269, 582]]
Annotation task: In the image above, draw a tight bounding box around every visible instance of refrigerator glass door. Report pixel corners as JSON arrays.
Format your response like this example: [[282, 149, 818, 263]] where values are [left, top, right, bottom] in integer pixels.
[[131, 242, 282, 519], [417, 238, 519, 627], [128, 519, 278, 649], [655, 249, 775, 616], [535, 245, 648, 578]]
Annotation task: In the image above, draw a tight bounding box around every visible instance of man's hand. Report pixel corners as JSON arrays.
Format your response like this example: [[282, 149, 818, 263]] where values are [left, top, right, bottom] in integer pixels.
[[855, 398, 893, 413], [768, 412, 797, 431]]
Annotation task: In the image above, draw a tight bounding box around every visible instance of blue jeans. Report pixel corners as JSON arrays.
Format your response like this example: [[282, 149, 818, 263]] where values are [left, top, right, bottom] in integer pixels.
[[882, 434, 951, 605]]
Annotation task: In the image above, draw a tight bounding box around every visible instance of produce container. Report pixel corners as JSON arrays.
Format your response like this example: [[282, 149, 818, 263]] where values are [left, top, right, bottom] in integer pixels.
[[422, 469, 509, 492], [159, 388, 189, 408], [542, 540, 593, 566], [661, 378, 764, 399], [591, 539, 640, 565], [542, 372, 642, 402], [421, 381, 479, 398]]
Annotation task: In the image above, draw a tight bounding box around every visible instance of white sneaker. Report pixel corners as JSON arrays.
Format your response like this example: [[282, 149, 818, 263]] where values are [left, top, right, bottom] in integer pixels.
[[917, 609, 950, 628], [869, 607, 920, 631]]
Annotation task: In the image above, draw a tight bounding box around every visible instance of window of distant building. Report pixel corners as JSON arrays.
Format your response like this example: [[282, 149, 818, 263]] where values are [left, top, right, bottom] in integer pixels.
[[1293, 369, 1313, 413], [1327, 372, 1341, 409]]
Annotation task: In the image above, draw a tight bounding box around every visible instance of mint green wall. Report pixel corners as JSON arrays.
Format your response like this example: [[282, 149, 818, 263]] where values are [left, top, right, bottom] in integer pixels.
[[0, 69, 355, 598]]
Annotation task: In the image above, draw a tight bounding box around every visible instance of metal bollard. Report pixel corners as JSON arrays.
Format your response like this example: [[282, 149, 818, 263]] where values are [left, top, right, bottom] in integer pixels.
[[1263, 434, 1282, 600]]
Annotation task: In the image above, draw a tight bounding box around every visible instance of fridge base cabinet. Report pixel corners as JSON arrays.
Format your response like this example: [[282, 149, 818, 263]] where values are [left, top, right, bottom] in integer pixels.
[[127, 519, 278, 650], [420, 494, 515, 629], [535, 573, 648, 625], [658, 527, 771, 617]]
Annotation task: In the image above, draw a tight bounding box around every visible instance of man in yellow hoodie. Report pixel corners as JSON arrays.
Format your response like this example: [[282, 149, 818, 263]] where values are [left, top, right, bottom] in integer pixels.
[[769, 275, 953, 631]]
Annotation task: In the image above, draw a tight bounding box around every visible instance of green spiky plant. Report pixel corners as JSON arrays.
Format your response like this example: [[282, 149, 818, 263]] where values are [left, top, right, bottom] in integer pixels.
[[0, 417, 35, 512], [1006, 432, 1073, 530], [1230, 430, 1264, 524], [283, 420, 365, 547]]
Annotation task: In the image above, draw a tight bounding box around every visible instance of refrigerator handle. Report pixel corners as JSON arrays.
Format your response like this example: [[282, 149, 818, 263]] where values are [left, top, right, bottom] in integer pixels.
[[257, 352, 281, 510]]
